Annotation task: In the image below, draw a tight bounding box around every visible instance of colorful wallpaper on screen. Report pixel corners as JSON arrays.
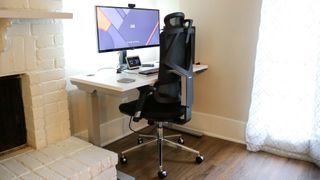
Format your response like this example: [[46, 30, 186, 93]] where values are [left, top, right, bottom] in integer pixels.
[[97, 7, 160, 51]]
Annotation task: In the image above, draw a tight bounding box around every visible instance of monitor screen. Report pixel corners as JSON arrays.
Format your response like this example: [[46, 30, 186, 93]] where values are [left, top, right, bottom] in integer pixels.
[[96, 6, 160, 53]]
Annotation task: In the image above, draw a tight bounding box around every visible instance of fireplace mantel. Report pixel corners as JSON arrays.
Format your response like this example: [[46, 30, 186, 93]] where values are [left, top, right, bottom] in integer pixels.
[[0, 9, 73, 19], [0, 9, 72, 52]]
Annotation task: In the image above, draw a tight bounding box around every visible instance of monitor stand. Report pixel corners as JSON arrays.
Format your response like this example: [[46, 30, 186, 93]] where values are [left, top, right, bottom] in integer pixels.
[[117, 50, 128, 73]]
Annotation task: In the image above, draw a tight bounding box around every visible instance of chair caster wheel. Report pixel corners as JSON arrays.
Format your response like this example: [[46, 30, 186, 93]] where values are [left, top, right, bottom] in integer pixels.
[[158, 170, 167, 179], [177, 137, 184, 144], [120, 156, 127, 164], [196, 155, 204, 164], [137, 137, 143, 144]]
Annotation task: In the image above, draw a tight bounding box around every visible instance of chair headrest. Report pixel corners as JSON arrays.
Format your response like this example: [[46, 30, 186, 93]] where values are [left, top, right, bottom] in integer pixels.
[[164, 12, 185, 29]]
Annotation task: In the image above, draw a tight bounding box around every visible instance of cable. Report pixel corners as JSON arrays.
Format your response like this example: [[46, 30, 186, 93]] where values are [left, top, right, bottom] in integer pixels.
[[97, 67, 116, 72], [128, 116, 156, 136]]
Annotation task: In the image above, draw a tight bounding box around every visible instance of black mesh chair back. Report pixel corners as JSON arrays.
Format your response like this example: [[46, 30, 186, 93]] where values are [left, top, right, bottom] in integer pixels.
[[155, 12, 195, 123]]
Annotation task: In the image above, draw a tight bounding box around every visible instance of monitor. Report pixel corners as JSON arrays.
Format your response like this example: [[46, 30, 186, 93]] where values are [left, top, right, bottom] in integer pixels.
[[95, 6, 160, 53]]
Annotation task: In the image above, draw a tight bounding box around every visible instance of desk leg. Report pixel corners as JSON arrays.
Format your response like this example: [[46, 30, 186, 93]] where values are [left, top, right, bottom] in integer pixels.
[[86, 91, 101, 146], [164, 123, 203, 137]]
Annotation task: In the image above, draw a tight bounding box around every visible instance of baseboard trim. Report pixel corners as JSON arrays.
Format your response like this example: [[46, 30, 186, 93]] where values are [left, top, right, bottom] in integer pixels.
[[184, 111, 246, 144], [74, 112, 247, 146]]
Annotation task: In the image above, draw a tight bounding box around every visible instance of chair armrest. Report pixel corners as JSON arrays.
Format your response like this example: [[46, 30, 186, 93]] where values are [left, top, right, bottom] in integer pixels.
[[132, 85, 155, 122], [167, 70, 193, 107], [167, 70, 193, 122]]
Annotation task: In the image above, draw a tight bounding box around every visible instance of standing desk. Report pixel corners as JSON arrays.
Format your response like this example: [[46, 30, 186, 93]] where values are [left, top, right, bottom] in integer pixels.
[[70, 64, 208, 146]]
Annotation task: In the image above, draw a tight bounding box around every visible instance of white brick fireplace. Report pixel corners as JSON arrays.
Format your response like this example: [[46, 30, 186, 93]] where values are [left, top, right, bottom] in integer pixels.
[[0, 1, 118, 179], [0, 1, 70, 150]]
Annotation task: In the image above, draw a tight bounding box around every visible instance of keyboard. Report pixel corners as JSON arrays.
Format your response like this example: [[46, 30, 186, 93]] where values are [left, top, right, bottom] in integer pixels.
[[138, 68, 159, 75]]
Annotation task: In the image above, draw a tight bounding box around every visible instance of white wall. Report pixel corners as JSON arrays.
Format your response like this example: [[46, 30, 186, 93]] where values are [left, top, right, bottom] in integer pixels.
[[180, 0, 262, 143], [63, 0, 180, 145]]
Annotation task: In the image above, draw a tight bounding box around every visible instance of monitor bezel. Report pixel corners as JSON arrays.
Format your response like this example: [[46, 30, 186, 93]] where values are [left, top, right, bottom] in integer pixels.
[[95, 5, 160, 53]]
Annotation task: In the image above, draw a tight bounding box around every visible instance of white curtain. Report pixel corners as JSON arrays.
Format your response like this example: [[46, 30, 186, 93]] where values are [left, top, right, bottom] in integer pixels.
[[246, 0, 320, 166]]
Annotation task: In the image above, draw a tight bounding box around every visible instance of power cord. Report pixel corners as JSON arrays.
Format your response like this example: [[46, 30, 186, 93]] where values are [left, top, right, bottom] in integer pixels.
[[116, 64, 127, 73]]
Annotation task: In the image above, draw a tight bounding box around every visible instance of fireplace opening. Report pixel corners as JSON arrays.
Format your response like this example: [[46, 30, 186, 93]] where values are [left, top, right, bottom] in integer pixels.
[[0, 75, 27, 155]]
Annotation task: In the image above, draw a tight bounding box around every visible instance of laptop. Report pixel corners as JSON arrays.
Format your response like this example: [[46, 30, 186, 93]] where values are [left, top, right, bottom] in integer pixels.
[[125, 56, 159, 75]]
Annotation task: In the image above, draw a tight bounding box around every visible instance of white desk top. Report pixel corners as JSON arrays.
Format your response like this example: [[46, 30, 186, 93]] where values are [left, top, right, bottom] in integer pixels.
[[70, 64, 208, 93]]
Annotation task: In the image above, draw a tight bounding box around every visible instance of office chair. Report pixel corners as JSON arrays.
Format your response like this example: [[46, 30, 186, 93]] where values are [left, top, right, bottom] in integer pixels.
[[118, 12, 204, 179]]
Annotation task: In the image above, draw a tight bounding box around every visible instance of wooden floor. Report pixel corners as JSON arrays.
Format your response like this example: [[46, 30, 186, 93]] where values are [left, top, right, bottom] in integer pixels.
[[105, 127, 320, 180]]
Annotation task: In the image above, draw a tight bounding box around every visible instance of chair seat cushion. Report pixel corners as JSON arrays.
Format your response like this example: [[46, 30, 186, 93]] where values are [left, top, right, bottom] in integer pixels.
[[119, 95, 185, 121]]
